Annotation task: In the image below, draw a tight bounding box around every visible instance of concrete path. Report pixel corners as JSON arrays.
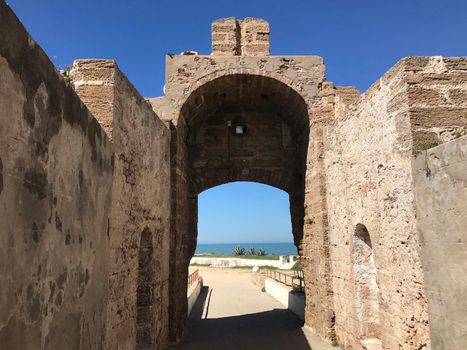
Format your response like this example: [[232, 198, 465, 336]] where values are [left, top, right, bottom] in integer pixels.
[[170, 267, 337, 350]]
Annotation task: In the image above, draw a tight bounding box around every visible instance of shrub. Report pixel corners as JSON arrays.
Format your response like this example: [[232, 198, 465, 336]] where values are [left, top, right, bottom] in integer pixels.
[[454, 129, 466, 139], [59, 65, 73, 83], [247, 247, 256, 255], [258, 248, 266, 256], [234, 246, 245, 256]]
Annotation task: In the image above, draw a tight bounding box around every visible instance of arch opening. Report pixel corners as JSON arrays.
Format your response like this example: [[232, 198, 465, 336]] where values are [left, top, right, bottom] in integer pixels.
[[184, 181, 305, 345], [169, 73, 310, 341], [352, 224, 381, 346]]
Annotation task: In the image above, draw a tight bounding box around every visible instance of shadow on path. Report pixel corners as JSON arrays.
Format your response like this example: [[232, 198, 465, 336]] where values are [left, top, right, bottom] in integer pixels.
[[171, 286, 312, 350]]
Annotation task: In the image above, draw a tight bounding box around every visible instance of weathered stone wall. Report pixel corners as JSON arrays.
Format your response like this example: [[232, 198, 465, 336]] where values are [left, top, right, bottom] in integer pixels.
[[325, 60, 431, 350], [413, 136, 467, 350], [405, 56, 467, 153], [166, 115, 192, 342], [151, 54, 324, 121], [302, 82, 360, 341], [0, 2, 114, 349], [73, 60, 171, 349], [211, 17, 269, 56]]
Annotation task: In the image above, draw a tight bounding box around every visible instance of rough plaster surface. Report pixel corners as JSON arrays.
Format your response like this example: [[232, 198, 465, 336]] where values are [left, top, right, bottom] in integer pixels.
[[413, 137, 467, 350], [325, 61, 431, 350], [72, 60, 172, 350], [0, 2, 114, 349]]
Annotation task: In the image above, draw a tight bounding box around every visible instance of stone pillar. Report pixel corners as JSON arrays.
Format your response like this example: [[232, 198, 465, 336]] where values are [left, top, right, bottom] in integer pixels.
[[211, 17, 240, 56], [301, 82, 359, 341], [302, 121, 335, 340], [71, 59, 116, 138], [240, 18, 270, 56], [211, 17, 270, 56]]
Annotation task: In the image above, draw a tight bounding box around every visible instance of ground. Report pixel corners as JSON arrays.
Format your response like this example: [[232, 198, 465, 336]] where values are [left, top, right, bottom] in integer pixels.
[[170, 266, 336, 350]]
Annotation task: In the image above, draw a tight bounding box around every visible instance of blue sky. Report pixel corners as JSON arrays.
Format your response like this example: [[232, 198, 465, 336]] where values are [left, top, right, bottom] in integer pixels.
[[198, 182, 292, 244], [7, 0, 466, 243]]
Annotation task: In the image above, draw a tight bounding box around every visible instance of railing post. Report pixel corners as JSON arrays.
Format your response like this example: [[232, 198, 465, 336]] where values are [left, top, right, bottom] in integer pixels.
[[187, 269, 199, 288]]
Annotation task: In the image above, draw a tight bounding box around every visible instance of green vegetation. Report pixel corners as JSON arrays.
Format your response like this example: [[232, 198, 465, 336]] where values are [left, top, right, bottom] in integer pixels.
[[331, 338, 339, 347], [194, 245, 284, 259], [454, 129, 466, 139], [59, 65, 73, 83], [229, 265, 253, 269], [413, 141, 441, 157], [257, 265, 279, 270], [194, 253, 281, 260], [188, 263, 279, 270], [234, 245, 245, 256], [194, 245, 293, 261]]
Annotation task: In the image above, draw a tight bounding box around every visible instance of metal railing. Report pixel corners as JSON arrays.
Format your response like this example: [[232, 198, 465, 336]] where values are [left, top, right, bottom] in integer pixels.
[[263, 269, 304, 292], [187, 269, 199, 288]]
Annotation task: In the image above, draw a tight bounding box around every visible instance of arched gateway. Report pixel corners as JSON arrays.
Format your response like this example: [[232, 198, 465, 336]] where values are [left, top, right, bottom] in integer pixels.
[[150, 17, 336, 342]]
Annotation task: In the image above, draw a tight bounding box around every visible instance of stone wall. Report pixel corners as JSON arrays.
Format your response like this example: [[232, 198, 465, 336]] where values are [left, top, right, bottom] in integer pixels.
[[405, 56, 467, 153], [72, 60, 171, 349], [413, 136, 467, 350], [325, 60, 431, 350], [0, 2, 114, 349]]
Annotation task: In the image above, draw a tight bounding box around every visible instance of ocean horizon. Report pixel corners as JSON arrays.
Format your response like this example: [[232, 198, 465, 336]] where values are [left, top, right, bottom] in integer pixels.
[[195, 242, 297, 256]]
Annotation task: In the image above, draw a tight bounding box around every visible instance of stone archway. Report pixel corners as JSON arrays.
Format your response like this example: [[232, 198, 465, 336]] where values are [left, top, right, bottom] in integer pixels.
[[167, 73, 311, 341]]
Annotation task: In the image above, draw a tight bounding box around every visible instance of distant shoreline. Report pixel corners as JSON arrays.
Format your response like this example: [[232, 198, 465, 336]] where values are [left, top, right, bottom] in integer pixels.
[[197, 242, 293, 245], [194, 253, 284, 260], [196, 242, 297, 256]]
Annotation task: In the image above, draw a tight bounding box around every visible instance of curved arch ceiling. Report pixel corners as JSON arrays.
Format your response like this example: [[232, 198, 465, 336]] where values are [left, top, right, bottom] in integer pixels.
[[181, 73, 310, 194], [181, 74, 309, 131]]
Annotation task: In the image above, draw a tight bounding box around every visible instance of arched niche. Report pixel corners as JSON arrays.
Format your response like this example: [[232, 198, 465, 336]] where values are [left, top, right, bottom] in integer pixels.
[[136, 227, 155, 349], [352, 224, 381, 346]]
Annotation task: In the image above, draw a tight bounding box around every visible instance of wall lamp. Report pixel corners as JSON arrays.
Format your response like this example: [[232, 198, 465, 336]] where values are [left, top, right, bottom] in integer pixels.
[[228, 119, 247, 135]]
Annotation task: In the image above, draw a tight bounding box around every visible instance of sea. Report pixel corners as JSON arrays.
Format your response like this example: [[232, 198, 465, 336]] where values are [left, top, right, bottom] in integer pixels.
[[195, 242, 297, 256]]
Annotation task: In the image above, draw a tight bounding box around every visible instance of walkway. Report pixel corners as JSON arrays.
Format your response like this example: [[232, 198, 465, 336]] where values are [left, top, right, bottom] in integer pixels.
[[170, 267, 337, 350]]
